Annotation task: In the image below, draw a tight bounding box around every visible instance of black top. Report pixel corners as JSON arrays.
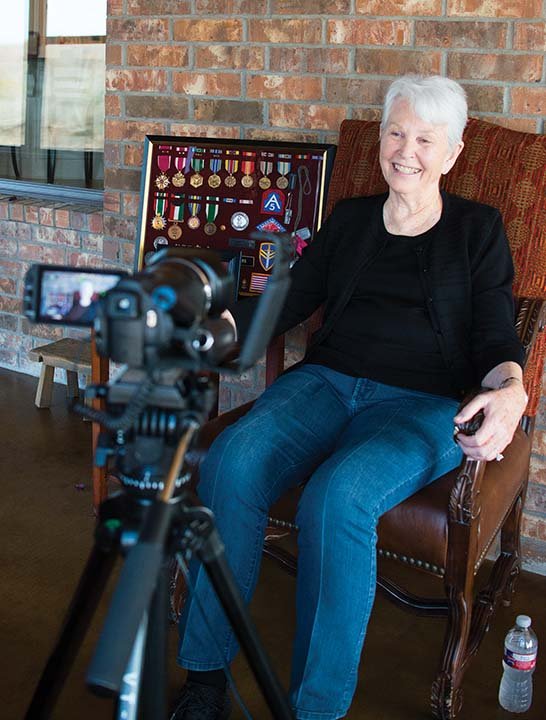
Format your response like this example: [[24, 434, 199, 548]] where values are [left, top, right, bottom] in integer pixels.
[[233, 192, 524, 399], [306, 221, 456, 395]]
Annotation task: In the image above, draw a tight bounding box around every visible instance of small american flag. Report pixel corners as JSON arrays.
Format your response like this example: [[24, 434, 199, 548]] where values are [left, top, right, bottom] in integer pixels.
[[249, 273, 270, 293]]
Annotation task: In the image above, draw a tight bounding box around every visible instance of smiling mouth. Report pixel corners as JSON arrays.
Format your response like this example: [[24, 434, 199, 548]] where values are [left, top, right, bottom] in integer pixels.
[[393, 162, 421, 175]]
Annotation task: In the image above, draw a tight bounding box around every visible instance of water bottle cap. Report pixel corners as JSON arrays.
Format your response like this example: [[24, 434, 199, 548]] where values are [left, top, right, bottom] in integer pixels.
[[516, 614, 531, 628]]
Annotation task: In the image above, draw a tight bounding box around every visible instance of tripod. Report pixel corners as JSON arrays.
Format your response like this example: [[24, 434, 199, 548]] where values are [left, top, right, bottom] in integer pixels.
[[25, 375, 295, 720]]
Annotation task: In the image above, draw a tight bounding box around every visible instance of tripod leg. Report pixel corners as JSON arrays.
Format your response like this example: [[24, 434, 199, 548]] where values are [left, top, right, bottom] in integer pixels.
[[197, 528, 294, 720], [25, 539, 118, 719], [140, 562, 169, 720], [114, 613, 148, 720]]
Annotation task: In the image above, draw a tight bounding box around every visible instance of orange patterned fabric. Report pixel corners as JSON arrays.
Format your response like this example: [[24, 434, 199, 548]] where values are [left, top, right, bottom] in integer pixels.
[[325, 118, 546, 415]]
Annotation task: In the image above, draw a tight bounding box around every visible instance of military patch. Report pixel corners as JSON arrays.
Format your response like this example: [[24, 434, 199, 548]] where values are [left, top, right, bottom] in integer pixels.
[[259, 242, 276, 272], [260, 188, 285, 216], [256, 217, 287, 233], [249, 273, 270, 293]]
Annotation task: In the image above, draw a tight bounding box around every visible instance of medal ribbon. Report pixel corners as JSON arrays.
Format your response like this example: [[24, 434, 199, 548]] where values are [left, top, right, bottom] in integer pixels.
[[225, 158, 239, 175], [157, 154, 171, 172], [174, 156, 187, 172], [169, 195, 185, 221], [277, 160, 291, 176], [241, 160, 255, 175], [191, 157, 204, 173], [259, 161, 273, 176], [205, 197, 219, 223], [188, 195, 201, 218], [209, 158, 221, 173], [154, 193, 168, 215]]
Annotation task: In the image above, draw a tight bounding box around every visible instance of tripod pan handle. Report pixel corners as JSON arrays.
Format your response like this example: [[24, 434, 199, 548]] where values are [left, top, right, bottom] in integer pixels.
[[86, 540, 163, 696]]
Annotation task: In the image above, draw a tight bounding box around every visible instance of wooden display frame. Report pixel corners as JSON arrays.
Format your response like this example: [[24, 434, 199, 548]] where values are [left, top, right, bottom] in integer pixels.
[[136, 136, 336, 296]]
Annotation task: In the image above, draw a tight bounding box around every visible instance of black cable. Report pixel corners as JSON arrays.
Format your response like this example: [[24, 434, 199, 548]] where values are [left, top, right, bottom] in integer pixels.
[[73, 375, 157, 432]]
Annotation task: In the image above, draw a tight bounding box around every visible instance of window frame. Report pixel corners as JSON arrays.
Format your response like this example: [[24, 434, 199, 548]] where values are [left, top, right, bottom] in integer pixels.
[[0, 0, 106, 201]]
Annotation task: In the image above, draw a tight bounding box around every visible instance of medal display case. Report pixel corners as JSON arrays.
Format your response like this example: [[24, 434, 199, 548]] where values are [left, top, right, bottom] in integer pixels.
[[136, 137, 336, 295]]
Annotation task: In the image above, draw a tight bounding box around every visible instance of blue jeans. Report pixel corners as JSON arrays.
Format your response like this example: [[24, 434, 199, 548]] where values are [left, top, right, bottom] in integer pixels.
[[177, 364, 462, 719]]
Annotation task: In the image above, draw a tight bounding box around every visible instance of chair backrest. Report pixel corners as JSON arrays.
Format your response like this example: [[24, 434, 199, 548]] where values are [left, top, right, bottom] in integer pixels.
[[324, 118, 546, 415]]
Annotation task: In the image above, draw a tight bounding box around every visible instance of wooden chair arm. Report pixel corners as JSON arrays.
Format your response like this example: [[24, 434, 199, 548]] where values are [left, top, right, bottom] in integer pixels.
[[515, 297, 545, 365]]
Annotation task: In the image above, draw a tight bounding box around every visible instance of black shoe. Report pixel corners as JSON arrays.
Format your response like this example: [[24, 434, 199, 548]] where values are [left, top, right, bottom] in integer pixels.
[[170, 680, 232, 720]]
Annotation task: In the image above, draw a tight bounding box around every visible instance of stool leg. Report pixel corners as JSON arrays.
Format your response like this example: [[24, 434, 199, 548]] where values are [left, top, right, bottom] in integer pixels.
[[66, 370, 79, 399], [35, 364, 55, 408], [82, 374, 92, 421]]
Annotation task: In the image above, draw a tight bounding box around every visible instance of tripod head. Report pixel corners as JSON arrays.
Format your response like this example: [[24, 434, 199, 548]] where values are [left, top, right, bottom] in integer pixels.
[[86, 367, 214, 499]]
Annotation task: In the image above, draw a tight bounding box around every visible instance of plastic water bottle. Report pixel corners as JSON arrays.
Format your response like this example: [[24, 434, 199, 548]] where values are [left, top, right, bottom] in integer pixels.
[[498, 615, 538, 713]]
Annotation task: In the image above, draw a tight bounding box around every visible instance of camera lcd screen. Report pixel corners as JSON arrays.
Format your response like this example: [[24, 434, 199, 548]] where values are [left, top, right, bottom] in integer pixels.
[[39, 269, 124, 326]]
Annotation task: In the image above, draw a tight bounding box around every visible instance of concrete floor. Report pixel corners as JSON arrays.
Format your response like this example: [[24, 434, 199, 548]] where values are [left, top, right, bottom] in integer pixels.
[[1, 367, 544, 720]]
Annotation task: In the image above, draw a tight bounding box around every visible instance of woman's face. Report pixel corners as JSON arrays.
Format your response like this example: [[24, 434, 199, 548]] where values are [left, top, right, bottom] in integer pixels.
[[379, 98, 463, 199]]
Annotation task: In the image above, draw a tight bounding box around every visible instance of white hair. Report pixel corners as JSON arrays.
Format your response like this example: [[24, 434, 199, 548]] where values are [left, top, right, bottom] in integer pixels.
[[381, 75, 468, 149]]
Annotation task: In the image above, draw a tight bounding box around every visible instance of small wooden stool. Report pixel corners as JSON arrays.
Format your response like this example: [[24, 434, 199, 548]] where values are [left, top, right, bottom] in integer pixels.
[[28, 338, 92, 408]]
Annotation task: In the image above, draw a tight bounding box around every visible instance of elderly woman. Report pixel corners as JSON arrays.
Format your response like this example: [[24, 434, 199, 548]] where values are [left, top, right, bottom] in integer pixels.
[[172, 75, 528, 720]]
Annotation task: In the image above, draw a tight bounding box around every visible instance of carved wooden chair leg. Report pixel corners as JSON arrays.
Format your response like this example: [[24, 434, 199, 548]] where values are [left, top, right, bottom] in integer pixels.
[[500, 491, 526, 606], [431, 587, 473, 720]]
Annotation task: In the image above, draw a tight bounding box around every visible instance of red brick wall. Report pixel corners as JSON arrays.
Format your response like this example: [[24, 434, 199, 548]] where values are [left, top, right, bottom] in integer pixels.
[[0, 1, 545, 562], [0, 196, 109, 377]]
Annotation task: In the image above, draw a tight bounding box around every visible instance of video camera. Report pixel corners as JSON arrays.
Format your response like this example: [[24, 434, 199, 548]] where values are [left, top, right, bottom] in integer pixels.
[[23, 236, 292, 496], [24, 237, 291, 374]]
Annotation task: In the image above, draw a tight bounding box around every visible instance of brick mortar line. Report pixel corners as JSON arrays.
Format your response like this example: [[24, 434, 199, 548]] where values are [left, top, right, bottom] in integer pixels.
[[115, 14, 546, 21], [112, 38, 539, 47], [119, 67, 546, 77]]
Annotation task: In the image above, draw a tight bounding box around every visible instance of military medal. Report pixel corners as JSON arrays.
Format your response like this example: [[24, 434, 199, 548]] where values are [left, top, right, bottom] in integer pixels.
[[231, 211, 249, 231], [224, 153, 239, 187], [241, 152, 255, 188], [172, 154, 187, 187], [152, 215, 166, 230], [258, 159, 273, 189], [204, 196, 219, 235], [187, 197, 201, 229], [208, 155, 222, 188], [168, 194, 185, 240], [155, 153, 171, 190], [151, 193, 168, 230], [276, 156, 291, 189], [168, 225, 182, 240], [190, 156, 205, 188]]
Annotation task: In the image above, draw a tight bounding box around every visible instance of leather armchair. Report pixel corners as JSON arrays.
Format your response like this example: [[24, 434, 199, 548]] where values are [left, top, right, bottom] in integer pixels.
[[184, 118, 546, 719]]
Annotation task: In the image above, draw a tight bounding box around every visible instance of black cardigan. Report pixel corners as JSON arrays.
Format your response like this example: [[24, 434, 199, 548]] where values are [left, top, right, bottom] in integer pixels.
[[234, 192, 524, 398]]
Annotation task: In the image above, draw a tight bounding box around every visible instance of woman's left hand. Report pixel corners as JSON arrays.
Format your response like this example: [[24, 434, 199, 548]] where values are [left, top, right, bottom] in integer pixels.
[[453, 382, 528, 461]]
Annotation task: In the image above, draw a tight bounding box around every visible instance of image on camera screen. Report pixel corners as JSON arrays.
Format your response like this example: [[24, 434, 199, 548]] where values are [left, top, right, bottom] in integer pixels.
[[39, 270, 122, 324]]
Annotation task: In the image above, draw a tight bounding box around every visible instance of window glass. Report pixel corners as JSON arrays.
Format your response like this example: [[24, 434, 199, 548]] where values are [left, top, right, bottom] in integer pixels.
[[0, 0, 106, 191]]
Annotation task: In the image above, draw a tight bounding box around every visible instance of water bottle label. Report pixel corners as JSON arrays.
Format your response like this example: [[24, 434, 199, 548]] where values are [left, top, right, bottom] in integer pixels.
[[503, 648, 537, 671]]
